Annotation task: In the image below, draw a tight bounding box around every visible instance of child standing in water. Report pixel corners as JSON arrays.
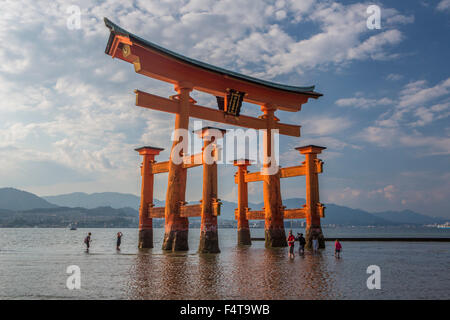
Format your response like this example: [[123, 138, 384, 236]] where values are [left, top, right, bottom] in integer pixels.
[[334, 239, 342, 258], [116, 232, 123, 251]]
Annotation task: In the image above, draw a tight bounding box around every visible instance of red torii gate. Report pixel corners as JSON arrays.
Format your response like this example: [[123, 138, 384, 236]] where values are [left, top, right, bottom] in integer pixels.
[[103, 18, 326, 251]]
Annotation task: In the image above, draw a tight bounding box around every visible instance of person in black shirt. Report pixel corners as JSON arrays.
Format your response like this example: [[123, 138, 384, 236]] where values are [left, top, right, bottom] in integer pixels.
[[116, 232, 123, 251], [84, 232, 92, 251], [297, 233, 306, 255]]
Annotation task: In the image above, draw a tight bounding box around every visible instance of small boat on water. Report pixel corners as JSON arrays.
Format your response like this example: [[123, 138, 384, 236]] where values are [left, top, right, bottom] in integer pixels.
[[68, 223, 77, 230]]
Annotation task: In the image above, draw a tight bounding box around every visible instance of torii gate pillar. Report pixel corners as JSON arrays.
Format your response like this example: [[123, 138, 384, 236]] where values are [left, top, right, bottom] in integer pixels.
[[296, 145, 326, 249], [135, 146, 164, 248], [162, 82, 193, 251], [196, 127, 226, 253], [234, 159, 252, 246], [261, 105, 287, 248]]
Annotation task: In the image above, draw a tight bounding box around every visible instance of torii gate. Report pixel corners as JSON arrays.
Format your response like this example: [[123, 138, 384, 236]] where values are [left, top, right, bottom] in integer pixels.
[[103, 18, 326, 251]]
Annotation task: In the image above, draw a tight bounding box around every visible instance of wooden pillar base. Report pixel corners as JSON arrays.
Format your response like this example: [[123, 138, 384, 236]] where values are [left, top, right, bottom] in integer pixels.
[[263, 170, 287, 248], [199, 230, 220, 253], [237, 229, 251, 246], [265, 227, 287, 247], [138, 229, 153, 249], [305, 224, 325, 249], [162, 228, 189, 251]]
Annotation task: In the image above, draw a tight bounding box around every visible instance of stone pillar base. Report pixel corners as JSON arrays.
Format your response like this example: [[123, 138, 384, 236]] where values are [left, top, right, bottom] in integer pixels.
[[162, 230, 189, 251], [237, 229, 251, 246], [138, 229, 153, 249], [265, 228, 287, 247], [199, 231, 220, 253], [305, 225, 325, 249]]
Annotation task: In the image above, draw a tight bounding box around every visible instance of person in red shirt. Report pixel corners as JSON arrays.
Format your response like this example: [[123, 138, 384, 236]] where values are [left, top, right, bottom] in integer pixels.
[[335, 239, 342, 258], [287, 230, 296, 259]]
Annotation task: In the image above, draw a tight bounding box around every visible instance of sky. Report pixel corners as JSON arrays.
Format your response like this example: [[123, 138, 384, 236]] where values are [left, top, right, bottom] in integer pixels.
[[0, 0, 449, 218]]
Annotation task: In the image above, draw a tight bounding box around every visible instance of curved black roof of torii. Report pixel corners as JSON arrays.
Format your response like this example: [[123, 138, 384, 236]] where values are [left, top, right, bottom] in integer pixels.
[[104, 18, 322, 97]]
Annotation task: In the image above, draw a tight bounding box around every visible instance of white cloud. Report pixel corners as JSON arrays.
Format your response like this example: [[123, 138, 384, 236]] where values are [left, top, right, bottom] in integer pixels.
[[360, 126, 450, 155], [386, 73, 403, 81], [437, 0, 450, 11], [398, 78, 450, 108], [336, 97, 393, 109], [302, 116, 352, 136]]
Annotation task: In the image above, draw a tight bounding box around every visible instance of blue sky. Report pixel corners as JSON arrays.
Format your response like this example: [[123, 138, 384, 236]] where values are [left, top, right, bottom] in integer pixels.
[[0, 0, 449, 217]]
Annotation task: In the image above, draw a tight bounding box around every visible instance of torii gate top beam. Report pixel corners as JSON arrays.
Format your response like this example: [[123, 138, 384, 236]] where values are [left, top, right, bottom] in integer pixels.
[[103, 18, 322, 112]]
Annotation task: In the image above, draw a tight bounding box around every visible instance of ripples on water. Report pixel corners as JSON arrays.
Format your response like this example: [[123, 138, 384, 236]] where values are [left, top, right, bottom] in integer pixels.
[[0, 228, 449, 299]]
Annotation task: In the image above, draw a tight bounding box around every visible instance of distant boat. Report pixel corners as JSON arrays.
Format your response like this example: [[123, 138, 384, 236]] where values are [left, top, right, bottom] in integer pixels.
[[68, 223, 77, 230]]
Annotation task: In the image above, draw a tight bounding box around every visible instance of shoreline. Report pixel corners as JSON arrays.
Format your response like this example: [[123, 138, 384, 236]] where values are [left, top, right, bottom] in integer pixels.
[[251, 237, 450, 242]]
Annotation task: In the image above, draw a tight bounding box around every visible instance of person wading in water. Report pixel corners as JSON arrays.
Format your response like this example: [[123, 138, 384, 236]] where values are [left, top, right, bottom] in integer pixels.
[[287, 230, 296, 259], [335, 239, 342, 258], [116, 232, 123, 251], [84, 232, 92, 252], [297, 233, 306, 255], [312, 235, 319, 253]]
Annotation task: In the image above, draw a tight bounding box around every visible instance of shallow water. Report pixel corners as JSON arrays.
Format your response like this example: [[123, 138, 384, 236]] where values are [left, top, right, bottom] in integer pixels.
[[0, 227, 448, 299]]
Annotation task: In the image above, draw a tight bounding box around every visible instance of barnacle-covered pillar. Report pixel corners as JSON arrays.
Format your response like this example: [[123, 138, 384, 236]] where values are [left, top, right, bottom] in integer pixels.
[[136, 146, 164, 248], [296, 145, 326, 249], [196, 127, 225, 253]]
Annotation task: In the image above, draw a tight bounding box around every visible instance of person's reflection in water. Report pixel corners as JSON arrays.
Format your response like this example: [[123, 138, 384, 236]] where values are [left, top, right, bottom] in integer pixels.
[[294, 251, 338, 299]]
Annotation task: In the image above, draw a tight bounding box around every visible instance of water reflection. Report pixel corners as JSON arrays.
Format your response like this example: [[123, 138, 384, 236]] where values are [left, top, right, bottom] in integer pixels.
[[126, 249, 155, 299], [196, 254, 222, 299], [126, 247, 339, 299], [1, 229, 448, 299]]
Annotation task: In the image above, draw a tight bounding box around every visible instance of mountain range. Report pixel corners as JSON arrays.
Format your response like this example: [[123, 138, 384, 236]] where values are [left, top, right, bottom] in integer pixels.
[[0, 187, 446, 227]]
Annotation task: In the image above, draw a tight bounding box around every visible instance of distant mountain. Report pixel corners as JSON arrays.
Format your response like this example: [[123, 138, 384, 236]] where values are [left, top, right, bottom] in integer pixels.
[[43, 192, 164, 209], [218, 197, 444, 226], [321, 203, 394, 225], [0, 206, 139, 228], [0, 188, 58, 211], [1, 188, 445, 227], [372, 209, 445, 225]]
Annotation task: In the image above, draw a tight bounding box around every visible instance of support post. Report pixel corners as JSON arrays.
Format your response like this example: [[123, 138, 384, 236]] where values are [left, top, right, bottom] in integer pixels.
[[196, 127, 225, 253], [296, 145, 326, 249], [261, 105, 287, 247], [135, 146, 164, 248], [234, 159, 252, 245], [162, 82, 193, 251]]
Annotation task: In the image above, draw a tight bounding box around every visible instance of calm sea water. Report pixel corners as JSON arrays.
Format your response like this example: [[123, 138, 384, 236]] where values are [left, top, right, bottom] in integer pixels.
[[0, 227, 449, 300]]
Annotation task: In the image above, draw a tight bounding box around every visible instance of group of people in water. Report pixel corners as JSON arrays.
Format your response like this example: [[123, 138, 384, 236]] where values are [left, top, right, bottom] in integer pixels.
[[83, 230, 342, 258], [287, 230, 342, 259], [83, 232, 123, 252]]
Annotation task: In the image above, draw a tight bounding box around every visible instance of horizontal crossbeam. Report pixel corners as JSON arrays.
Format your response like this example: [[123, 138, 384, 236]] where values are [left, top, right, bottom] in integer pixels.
[[234, 207, 312, 220], [150, 153, 204, 174], [135, 90, 301, 137], [148, 206, 165, 218], [234, 162, 323, 183], [148, 201, 222, 218], [180, 204, 202, 217]]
